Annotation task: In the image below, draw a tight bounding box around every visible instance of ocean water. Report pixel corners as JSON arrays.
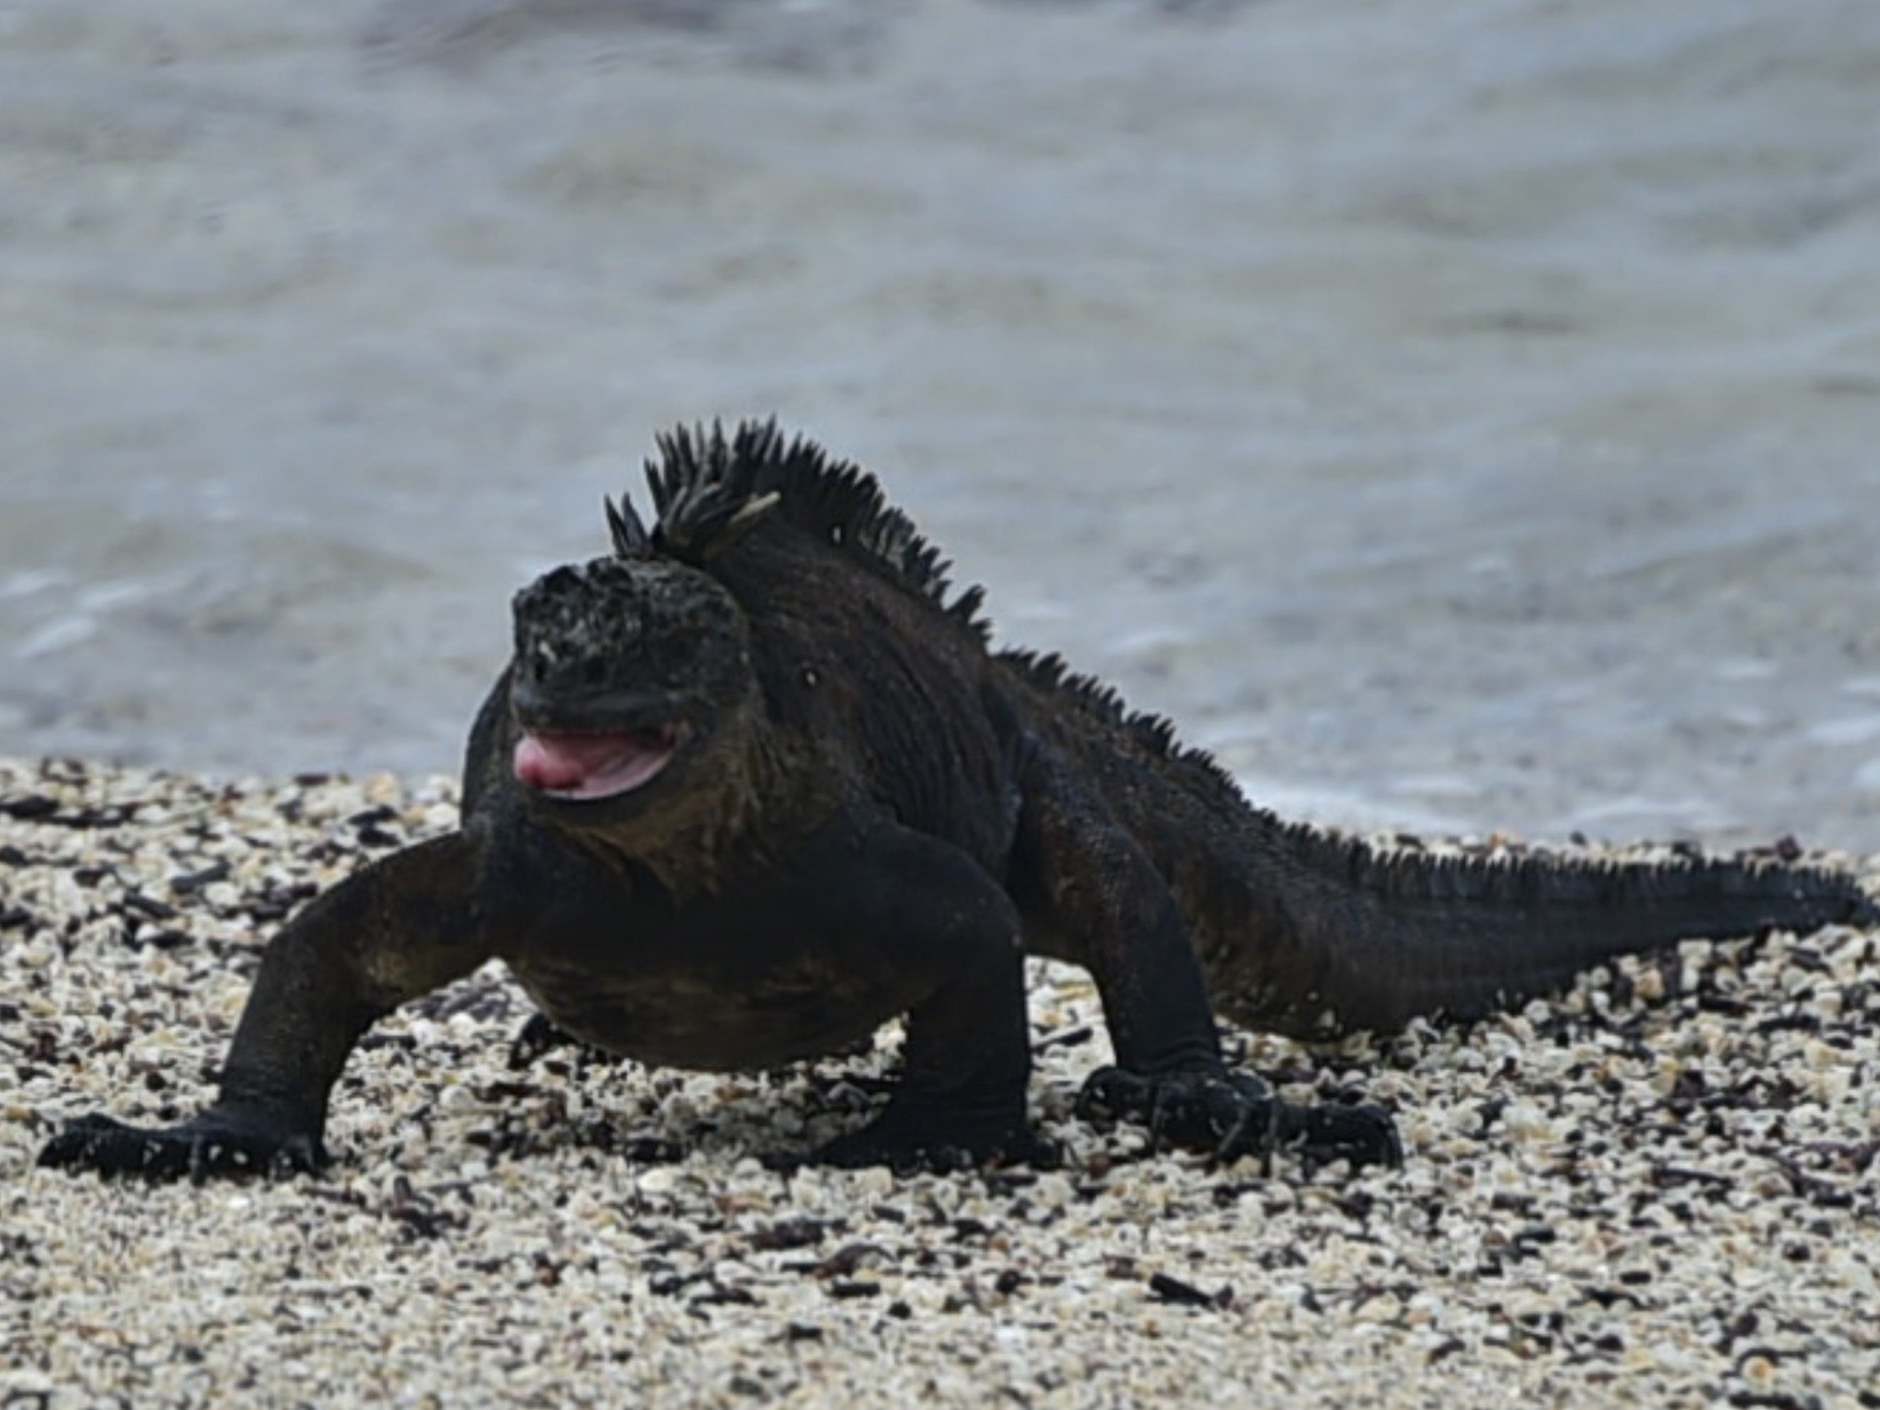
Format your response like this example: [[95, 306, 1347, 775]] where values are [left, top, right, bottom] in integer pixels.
[[2, 0, 1878, 850]]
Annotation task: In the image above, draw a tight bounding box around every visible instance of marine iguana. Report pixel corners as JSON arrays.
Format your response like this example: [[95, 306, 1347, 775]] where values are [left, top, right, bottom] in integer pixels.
[[39, 420, 1878, 1179]]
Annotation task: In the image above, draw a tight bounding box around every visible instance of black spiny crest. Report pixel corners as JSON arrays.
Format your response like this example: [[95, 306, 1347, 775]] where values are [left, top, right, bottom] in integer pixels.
[[604, 492, 653, 557], [616, 418, 990, 637], [997, 647, 1242, 794], [1271, 819, 1877, 921], [608, 420, 1251, 799]]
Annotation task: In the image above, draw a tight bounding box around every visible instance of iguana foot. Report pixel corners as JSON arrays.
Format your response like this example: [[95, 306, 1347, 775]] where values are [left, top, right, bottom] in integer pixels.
[[37, 1109, 328, 1182], [1076, 1067, 1402, 1170], [766, 1104, 1060, 1174]]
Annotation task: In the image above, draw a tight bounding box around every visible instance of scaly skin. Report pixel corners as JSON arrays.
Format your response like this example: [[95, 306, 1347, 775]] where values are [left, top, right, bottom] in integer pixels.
[[39, 420, 1877, 1180]]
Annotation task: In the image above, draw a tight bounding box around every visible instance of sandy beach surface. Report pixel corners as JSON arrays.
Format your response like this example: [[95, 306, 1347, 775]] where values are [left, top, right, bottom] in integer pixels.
[[5, 1, 1880, 1406], [4, 760, 1878, 1408]]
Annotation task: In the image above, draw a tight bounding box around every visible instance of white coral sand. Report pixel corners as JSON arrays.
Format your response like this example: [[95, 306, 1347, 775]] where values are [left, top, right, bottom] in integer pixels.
[[3, 758, 1876, 1409]]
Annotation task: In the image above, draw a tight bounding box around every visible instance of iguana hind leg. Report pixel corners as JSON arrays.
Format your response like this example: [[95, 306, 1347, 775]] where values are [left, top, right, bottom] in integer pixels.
[[1013, 742, 1400, 1169]]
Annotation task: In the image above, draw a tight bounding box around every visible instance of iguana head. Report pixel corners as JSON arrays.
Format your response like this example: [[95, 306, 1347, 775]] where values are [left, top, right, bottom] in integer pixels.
[[507, 551, 757, 821], [505, 417, 988, 853]]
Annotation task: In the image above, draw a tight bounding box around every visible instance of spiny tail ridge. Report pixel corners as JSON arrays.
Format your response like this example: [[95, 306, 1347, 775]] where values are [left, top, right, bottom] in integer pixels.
[[1210, 818, 1876, 1038]]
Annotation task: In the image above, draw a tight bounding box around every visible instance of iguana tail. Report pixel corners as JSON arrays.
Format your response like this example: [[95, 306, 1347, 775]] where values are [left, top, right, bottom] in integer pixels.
[[1196, 820, 1878, 1039], [993, 646, 1876, 1039]]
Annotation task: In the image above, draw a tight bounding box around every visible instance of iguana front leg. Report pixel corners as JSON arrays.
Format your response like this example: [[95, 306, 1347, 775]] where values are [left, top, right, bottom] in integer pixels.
[[39, 832, 497, 1180], [1013, 745, 1401, 1169], [770, 821, 1051, 1172]]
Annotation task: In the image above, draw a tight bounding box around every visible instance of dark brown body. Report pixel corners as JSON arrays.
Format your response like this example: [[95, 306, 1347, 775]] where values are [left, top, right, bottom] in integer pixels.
[[40, 422, 1878, 1179], [491, 811, 963, 1074]]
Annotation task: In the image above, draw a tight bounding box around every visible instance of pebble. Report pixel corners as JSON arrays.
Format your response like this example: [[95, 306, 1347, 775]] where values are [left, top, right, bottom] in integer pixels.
[[3, 755, 1877, 1407]]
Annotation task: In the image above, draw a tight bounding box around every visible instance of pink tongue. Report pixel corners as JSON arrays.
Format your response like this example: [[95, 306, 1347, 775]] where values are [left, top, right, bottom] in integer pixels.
[[513, 732, 640, 792]]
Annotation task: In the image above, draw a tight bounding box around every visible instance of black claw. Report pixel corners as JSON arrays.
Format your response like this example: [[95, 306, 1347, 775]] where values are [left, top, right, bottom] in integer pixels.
[[1211, 1092, 1283, 1169], [1075, 1066, 1401, 1172], [1213, 1097, 1402, 1170], [36, 1109, 326, 1182], [1074, 1066, 1160, 1125]]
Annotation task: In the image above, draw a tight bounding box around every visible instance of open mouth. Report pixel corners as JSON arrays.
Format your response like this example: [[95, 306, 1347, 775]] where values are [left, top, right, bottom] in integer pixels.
[[512, 723, 688, 801]]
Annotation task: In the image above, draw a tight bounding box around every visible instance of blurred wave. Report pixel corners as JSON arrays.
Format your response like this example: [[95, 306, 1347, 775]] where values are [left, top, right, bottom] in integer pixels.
[[1, 0, 1877, 848]]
